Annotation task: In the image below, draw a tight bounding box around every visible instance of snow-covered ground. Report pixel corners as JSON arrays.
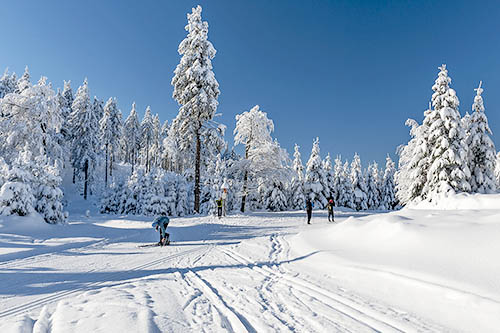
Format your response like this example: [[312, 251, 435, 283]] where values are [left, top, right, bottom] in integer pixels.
[[1, 195, 500, 332]]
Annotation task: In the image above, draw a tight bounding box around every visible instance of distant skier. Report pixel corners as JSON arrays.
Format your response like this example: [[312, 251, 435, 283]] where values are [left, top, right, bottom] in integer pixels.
[[327, 198, 335, 222], [305, 199, 313, 224], [216, 198, 223, 219], [152, 213, 170, 246]]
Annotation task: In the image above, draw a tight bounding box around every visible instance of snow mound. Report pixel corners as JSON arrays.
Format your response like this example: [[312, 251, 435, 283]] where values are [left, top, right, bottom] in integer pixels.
[[292, 206, 500, 332], [408, 192, 500, 210]]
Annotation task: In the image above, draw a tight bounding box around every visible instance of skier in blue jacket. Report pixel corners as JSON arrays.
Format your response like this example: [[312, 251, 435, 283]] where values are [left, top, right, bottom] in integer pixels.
[[152, 213, 170, 246]]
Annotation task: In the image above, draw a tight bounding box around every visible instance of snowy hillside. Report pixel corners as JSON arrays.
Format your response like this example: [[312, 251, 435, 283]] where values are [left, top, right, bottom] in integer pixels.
[[1, 194, 499, 332]]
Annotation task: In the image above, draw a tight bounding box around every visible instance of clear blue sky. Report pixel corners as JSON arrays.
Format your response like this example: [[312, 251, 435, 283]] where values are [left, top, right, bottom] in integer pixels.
[[1, 0, 499, 168]]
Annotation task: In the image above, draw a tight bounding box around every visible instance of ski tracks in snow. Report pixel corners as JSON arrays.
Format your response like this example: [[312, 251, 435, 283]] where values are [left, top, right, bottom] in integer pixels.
[[216, 234, 445, 333], [0, 245, 205, 322]]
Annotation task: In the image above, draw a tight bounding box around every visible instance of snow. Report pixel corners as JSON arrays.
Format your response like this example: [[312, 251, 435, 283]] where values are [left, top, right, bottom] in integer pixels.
[[0, 194, 499, 332]]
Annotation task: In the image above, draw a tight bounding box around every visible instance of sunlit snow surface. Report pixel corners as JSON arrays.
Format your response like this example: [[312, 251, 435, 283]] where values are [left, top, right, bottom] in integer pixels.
[[1, 194, 500, 332]]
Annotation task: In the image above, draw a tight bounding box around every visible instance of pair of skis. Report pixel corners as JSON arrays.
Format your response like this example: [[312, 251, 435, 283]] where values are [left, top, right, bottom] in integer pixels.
[[138, 240, 171, 248]]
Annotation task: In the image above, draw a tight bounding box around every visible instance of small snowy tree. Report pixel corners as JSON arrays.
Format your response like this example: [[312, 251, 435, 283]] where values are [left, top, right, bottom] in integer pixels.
[[466, 82, 497, 193], [16, 66, 31, 94], [422, 65, 470, 199], [0, 68, 17, 98], [350, 153, 368, 211], [322, 153, 335, 201], [170, 5, 220, 213], [123, 102, 141, 172], [0, 150, 35, 217], [395, 117, 429, 205], [365, 162, 380, 210], [32, 155, 66, 224], [379, 155, 398, 210], [289, 144, 305, 209], [304, 138, 328, 208]]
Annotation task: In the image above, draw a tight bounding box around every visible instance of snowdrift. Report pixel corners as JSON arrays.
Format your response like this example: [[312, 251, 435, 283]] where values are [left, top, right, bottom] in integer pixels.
[[292, 194, 500, 332], [408, 192, 500, 210]]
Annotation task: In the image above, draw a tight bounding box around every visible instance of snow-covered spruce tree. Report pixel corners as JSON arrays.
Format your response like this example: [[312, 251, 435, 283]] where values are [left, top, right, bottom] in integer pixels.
[[0, 150, 35, 217], [304, 138, 328, 208], [395, 117, 429, 205], [159, 120, 170, 170], [289, 144, 306, 210], [496, 152, 500, 189], [69, 79, 100, 200], [332, 156, 345, 207], [342, 161, 355, 209], [170, 5, 220, 213], [379, 155, 398, 210], [0, 68, 17, 98], [322, 153, 335, 201], [32, 155, 66, 224], [151, 114, 161, 169], [140, 106, 154, 172], [123, 102, 141, 172], [143, 169, 169, 216], [16, 66, 31, 94], [350, 153, 368, 211], [59, 80, 73, 143], [234, 105, 274, 212], [100, 97, 123, 187], [466, 81, 497, 193], [365, 161, 381, 210], [422, 64, 471, 199], [259, 140, 291, 211]]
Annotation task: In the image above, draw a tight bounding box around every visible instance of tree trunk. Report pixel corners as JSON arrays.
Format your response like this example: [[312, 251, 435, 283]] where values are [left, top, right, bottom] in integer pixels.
[[241, 170, 248, 212], [73, 168, 76, 184], [83, 160, 89, 200], [146, 137, 150, 173], [110, 150, 113, 177], [240, 143, 251, 212], [194, 131, 201, 213]]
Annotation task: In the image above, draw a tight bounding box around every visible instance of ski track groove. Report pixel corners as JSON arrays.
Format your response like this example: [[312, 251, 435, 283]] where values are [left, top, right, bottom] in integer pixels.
[[270, 234, 445, 332], [0, 245, 206, 320], [221, 247, 443, 333], [183, 270, 255, 333]]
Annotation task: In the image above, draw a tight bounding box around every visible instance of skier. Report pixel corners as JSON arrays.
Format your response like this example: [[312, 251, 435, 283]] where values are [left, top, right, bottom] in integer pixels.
[[216, 197, 223, 219], [152, 213, 170, 246], [305, 198, 313, 224], [326, 198, 335, 222]]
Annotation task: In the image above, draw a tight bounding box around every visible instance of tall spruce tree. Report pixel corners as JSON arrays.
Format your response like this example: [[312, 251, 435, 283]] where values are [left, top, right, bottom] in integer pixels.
[[466, 81, 497, 193], [69, 79, 100, 200], [422, 65, 470, 199], [171, 5, 220, 213], [123, 102, 141, 172], [380, 155, 398, 210], [289, 144, 305, 209], [141, 106, 154, 172], [350, 153, 368, 211], [304, 138, 328, 208], [100, 98, 122, 187]]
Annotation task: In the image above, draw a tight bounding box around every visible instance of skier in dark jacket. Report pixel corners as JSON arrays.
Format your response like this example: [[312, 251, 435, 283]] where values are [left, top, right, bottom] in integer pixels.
[[326, 198, 335, 222], [216, 198, 223, 218], [305, 199, 313, 224], [152, 214, 170, 246]]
